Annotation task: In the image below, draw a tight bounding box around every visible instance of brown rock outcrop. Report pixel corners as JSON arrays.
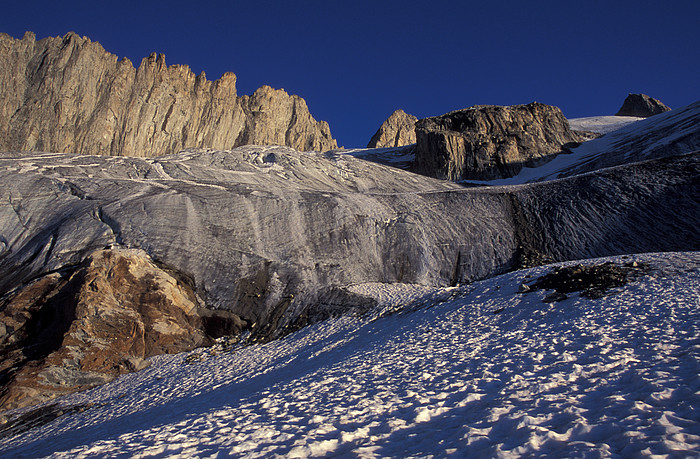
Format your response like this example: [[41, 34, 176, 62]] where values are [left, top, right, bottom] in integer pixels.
[[367, 109, 418, 148], [413, 102, 585, 181], [0, 32, 337, 156], [615, 93, 671, 117], [0, 248, 245, 411]]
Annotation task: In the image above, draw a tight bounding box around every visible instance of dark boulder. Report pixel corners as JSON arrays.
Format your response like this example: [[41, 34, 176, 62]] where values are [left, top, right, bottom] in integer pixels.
[[518, 261, 650, 300]]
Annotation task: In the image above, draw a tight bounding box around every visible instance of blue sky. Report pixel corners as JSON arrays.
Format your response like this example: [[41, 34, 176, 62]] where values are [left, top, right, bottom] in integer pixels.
[[2, 0, 698, 148]]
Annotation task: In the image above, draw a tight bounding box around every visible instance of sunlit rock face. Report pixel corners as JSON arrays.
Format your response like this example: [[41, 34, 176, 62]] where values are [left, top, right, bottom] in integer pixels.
[[367, 109, 418, 148], [0, 248, 248, 411], [414, 102, 584, 180], [0, 32, 337, 157]]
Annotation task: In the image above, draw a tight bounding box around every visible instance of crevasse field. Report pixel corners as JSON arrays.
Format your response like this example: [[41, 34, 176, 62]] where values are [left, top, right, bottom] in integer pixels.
[[1, 252, 698, 458]]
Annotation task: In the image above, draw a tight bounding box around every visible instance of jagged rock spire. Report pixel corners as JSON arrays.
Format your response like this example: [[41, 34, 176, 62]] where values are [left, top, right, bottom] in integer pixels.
[[0, 32, 337, 156]]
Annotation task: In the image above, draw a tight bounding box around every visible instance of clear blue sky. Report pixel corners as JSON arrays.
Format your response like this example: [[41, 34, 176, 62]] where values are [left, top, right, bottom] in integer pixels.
[[2, 0, 699, 148]]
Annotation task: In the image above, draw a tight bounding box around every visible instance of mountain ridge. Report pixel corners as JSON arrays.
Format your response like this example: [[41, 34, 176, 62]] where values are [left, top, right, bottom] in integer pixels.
[[0, 32, 337, 156]]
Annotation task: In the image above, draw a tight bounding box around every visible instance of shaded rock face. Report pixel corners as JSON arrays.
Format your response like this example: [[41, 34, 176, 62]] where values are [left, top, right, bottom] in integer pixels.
[[413, 102, 585, 180], [0, 248, 245, 411], [0, 32, 337, 156], [367, 109, 418, 148], [615, 94, 671, 117]]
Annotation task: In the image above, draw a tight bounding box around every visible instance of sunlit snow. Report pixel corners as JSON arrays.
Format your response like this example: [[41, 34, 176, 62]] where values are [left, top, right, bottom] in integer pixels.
[[567, 115, 643, 134], [2, 252, 698, 457]]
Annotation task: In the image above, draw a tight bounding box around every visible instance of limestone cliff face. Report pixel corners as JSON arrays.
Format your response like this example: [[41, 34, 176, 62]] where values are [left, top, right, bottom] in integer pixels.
[[414, 102, 584, 181], [238, 86, 336, 152], [367, 109, 418, 148], [0, 32, 337, 156]]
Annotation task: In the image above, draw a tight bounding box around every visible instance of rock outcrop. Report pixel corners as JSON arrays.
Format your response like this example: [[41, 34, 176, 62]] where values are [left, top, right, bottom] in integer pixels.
[[367, 109, 418, 148], [615, 93, 671, 117], [0, 248, 244, 411], [413, 102, 584, 181], [0, 32, 337, 156]]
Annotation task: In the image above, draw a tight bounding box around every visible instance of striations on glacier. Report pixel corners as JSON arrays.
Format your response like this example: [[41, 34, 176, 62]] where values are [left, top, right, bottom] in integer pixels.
[[0, 147, 698, 409]]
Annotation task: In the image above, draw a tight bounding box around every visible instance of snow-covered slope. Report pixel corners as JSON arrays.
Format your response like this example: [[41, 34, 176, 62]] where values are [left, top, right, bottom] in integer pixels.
[[466, 100, 700, 185], [340, 144, 416, 170], [2, 252, 698, 457], [567, 115, 643, 134]]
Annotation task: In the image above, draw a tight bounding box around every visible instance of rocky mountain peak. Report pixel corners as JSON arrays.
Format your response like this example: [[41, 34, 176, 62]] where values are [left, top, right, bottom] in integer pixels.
[[413, 102, 584, 181], [0, 32, 337, 157], [615, 93, 671, 117], [367, 109, 418, 148]]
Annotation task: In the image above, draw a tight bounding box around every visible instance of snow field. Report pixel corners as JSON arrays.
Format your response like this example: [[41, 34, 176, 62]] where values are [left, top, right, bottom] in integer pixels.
[[463, 101, 700, 185], [1, 252, 699, 458], [567, 116, 643, 135]]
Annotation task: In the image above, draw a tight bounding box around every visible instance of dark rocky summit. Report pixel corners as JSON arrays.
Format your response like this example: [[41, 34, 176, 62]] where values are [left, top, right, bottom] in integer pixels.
[[615, 93, 671, 117], [0, 32, 337, 156], [413, 102, 585, 181], [367, 109, 418, 148]]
